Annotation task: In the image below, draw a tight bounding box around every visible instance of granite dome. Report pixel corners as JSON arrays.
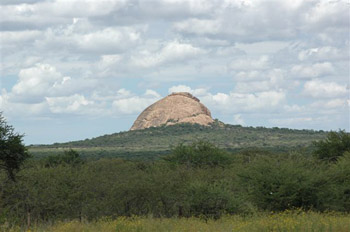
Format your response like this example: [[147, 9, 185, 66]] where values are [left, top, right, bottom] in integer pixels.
[[130, 92, 214, 130]]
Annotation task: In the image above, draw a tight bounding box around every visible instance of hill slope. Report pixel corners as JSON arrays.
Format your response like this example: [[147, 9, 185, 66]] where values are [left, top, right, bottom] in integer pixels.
[[29, 122, 327, 160]]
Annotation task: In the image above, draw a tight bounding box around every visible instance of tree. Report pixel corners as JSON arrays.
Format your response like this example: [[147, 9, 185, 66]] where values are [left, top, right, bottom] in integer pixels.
[[0, 113, 29, 180], [164, 141, 231, 168], [314, 130, 350, 162], [44, 149, 83, 168]]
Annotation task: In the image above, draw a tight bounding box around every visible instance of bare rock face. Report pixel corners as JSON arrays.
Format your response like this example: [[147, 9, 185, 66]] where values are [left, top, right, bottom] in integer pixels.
[[130, 92, 214, 130]]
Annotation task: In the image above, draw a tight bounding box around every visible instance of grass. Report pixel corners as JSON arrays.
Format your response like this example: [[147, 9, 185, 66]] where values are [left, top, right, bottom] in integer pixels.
[[3, 211, 350, 232]]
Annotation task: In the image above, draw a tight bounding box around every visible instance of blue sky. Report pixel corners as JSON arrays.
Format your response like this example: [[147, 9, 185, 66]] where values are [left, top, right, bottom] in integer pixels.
[[0, 0, 349, 145]]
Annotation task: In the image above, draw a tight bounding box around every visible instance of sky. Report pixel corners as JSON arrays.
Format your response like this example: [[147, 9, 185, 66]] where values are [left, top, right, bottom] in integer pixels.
[[0, 0, 349, 145]]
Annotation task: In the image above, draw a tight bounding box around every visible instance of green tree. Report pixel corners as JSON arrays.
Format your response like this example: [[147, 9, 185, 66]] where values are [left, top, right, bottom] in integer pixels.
[[44, 149, 83, 168], [164, 141, 231, 168], [238, 154, 325, 211], [0, 113, 29, 180], [314, 130, 350, 162]]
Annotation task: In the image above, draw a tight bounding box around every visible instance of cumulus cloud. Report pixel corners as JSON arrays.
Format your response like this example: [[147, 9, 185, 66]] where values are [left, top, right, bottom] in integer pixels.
[[9, 63, 97, 103], [310, 98, 348, 109], [11, 63, 70, 103], [1, 0, 349, 143], [168, 85, 286, 114], [37, 26, 142, 55], [298, 46, 348, 62], [131, 41, 204, 68], [174, 18, 221, 35], [46, 94, 94, 114], [291, 62, 334, 79], [303, 80, 348, 98], [112, 90, 161, 114], [168, 85, 208, 96], [210, 91, 287, 113], [173, 0, 348, 43], [230, 56, 270, 71]]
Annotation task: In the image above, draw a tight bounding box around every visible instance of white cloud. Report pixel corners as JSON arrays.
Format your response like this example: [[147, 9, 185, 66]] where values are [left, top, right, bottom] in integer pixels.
[[174, 18, 221, 35], [46, 94, 94, 114], [145, 89, 161, 98], [298, 46, 348, 62], [168, 85, 192, 93], [9, 63, 97, 103], [98, 55, 123, 69], [291, 62, 334, 79], [167, 85, 286, 113], [230, 56, 270, 71], [173, 0, 348, 43], [0, 30, 42, 45], [233, 69, 294, 93], [131, 41, 204, 68], [303, 80, 347, 98], [11, 63, 67, 103], [112, 90, 161, 114], [37, 26, 142, 55], [202, 91, 286, 113], [168, 85, 208, 96], [1, 0, 349, 143], [310, 98, 348, 109], [0, 90, 48, 116]]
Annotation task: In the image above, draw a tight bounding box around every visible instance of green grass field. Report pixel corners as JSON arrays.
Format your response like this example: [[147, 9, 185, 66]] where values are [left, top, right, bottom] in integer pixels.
[[3, 211, 350, 232]]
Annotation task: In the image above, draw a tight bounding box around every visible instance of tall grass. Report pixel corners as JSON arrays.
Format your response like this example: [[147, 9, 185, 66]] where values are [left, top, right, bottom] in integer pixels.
[[2, 211, 350, 232]]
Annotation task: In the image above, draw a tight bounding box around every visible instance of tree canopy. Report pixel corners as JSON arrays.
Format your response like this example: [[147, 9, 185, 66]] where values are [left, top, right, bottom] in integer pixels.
[[164, 140, 232, 167], [0, 113, 29, 180], [314, 130, 350, 162]]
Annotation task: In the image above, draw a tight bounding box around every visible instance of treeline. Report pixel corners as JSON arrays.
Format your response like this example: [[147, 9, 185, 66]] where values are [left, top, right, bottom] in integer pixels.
[[0, 131, 349, 227], [29, 122, 326, 160]]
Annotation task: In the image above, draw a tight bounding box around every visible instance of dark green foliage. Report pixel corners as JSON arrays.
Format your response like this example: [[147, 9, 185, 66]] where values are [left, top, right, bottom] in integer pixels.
[[29, 122, 326, 159], [314, 130, 350, 161], [1, 136, 350, 226], [0, 113, 30, 180], [44, 149, 83, 167], [164, 141, 232, 167], [238, 154, 326, 211], [326, 152, 350, 212], [186, 180, 235, 219]]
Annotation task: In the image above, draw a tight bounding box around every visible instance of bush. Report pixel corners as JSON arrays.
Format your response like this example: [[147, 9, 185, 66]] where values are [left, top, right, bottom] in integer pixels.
[[44, 149, 83, 167], [238, 154, 326, 211], [326, 152, 350, 212], [314, 130, 350, 162], [164, 141, 232, 168]]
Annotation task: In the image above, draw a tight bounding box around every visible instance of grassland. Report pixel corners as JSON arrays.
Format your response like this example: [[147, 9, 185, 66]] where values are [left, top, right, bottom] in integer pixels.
[[4, 211, 350, 232], [28, 122, 327, 159]]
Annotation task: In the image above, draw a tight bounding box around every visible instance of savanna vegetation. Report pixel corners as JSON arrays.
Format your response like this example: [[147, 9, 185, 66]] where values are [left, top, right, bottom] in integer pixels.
[[1, 114, 349, 231], [28, 121, 327, 160]]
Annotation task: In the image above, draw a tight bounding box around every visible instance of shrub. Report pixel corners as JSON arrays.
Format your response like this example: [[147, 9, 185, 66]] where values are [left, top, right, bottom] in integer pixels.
[[164, 141, 232, 168], [314, 130, 350, 162]]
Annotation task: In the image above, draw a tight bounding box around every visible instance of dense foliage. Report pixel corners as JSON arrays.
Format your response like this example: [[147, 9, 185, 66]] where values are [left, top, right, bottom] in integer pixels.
[[164, 141, 232, 168], [1, 132, 350, 228], [0, 113, 29, 180], [313, 130, 350, 161], [28, 122, 326, 160]]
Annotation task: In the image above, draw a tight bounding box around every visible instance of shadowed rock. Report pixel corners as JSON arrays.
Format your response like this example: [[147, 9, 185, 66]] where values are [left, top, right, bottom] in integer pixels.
[[130, 92, 214, 130]]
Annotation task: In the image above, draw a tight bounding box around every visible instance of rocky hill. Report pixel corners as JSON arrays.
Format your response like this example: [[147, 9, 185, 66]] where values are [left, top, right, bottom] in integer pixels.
[[130, 92, 214, 130], [29, 122, 327, 160]]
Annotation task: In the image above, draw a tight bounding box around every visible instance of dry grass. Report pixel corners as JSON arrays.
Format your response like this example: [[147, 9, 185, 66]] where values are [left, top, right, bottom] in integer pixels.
[[3, 211, 350, 232]]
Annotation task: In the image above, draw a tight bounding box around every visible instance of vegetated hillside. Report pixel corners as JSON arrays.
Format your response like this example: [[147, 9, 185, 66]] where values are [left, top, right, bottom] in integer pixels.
[[28, 121, 327, 159]]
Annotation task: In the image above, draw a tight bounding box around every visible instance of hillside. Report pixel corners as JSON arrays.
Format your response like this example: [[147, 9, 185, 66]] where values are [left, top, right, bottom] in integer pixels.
[[28, 121, 327, 160]]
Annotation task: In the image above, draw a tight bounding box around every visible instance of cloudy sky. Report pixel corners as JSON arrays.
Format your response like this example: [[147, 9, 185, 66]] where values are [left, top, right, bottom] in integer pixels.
[[0, 0, 349, 144]]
